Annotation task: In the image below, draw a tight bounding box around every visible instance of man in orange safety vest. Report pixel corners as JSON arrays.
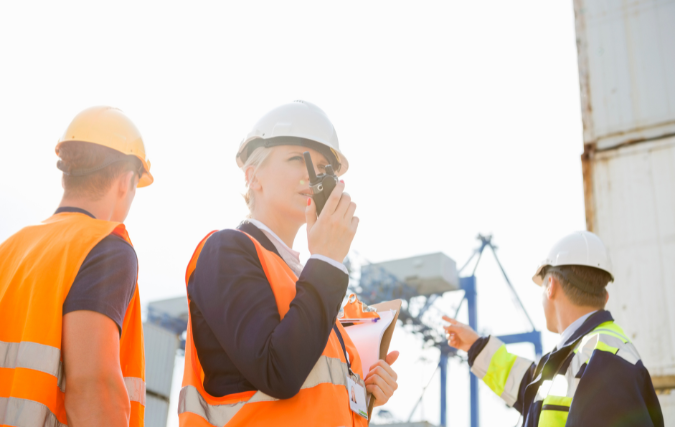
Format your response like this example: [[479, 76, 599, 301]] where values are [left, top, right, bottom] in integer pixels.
[[0, 106, 152, 427]]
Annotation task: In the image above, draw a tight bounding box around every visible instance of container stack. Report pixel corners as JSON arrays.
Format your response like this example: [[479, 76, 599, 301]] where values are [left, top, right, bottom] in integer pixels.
[[574, 0, 675, 421], [143, 322, 179, 427]]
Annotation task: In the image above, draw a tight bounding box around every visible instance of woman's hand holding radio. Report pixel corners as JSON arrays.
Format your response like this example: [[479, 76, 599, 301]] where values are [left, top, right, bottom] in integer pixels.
[[306, 181, 359, 263]]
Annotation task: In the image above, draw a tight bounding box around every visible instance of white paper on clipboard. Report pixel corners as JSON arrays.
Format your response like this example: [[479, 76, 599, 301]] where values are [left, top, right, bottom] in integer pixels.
[[342, 309, 396, 375]]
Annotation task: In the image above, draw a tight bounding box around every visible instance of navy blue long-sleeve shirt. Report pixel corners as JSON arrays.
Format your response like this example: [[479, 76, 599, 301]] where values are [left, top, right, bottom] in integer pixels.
[[188, 222, 349, 399]]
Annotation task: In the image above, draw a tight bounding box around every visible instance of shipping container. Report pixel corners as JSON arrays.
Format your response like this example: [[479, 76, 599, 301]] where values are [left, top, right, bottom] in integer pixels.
[[574, 0, 675, 420], [145, 394, 170, 427], [574, 0, 675, 150], [144, 322, 179, 397], [584, 136, 675, 377], [663, 394, 675, 425]]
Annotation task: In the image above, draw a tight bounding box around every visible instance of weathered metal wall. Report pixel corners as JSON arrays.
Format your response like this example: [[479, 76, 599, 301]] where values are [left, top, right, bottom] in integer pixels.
[[586, 137, 675, 377], [574, 0, 675, 151], [143, 322, 179, 427], [574, 0, 675, 419]]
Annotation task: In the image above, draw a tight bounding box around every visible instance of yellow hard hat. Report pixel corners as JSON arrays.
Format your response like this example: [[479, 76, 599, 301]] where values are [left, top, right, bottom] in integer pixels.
[[55, 106, 153, 187]]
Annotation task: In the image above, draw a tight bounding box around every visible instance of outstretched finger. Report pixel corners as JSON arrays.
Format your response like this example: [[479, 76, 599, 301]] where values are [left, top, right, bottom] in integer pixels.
[[442, 316, 462, 326]]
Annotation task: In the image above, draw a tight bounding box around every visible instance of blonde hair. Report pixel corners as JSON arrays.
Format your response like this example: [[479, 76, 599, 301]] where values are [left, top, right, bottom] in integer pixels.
[[241, 146, 274, 217]]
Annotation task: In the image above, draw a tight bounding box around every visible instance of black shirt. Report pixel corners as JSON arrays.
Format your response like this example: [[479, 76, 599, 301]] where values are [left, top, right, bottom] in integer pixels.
[[188, 222, 349, 399], [58, 207, 137, 335]]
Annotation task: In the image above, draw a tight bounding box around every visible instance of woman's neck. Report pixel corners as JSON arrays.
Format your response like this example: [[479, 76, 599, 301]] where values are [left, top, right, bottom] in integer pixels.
[[250, 210, 301, 249]]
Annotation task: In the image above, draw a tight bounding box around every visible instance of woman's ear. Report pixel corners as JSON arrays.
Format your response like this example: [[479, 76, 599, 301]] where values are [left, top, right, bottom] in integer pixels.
[[245, 166, 262, 191]]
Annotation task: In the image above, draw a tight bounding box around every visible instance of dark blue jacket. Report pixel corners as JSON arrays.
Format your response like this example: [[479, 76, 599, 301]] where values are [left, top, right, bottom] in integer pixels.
[[468, 311, 664, 426], [187, 222, 349, 399]]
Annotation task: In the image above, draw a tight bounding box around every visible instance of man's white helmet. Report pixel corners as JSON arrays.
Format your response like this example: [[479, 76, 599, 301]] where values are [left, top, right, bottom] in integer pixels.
[[236, 100, 349, 176], [532, 231, 614, 285]]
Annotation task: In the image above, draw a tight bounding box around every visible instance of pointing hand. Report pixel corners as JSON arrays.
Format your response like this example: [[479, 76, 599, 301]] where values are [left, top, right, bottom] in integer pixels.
[[442, 316, 479, 352]]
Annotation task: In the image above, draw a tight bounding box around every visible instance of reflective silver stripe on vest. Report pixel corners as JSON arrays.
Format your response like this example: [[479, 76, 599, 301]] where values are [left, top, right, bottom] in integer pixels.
[[592, 328, 630, 342], [616, 342, 641, 364], [125, 377, 147, 406], [0, 340, 145, 406], [0, 340, 65, 392], [0, 340, 61, 377], [535, 330, 643, 403], [297, 353, 350, 390], [571, 332, 640, 376], [178, 355, 350, 426], [179, 386, 248, 427], [0, 396, 67, 427]]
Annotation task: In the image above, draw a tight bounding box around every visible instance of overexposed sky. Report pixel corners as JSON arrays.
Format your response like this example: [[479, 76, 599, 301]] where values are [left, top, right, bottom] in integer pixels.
[[0, 1, 586, 426]]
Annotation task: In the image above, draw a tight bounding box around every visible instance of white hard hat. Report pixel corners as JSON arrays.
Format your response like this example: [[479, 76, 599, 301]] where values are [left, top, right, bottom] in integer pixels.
[[236, 100, 349, 176], [532, 231, 614, 286]]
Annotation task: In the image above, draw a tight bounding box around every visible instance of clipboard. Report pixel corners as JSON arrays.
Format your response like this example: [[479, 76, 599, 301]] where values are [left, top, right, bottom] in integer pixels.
[[366, 299, 402, 420]]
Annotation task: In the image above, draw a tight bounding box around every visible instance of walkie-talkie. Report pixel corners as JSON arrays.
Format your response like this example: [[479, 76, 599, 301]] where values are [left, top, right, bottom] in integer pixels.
[[304, 151, 338, 215]]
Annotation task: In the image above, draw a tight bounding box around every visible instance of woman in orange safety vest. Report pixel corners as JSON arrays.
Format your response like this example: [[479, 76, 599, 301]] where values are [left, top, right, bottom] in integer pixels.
[[179, 101, 400, 426]]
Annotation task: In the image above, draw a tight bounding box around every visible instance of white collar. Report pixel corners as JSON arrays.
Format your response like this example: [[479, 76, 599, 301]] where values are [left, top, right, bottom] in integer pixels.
[[557, 310, 597, 349], [246, 219, 299, 257], [247, 218, 303, 277]]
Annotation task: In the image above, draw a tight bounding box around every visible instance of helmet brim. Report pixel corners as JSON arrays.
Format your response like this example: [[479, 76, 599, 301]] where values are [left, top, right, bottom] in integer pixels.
[[532, 263, 547, 286], [237, 136, 350, 176]]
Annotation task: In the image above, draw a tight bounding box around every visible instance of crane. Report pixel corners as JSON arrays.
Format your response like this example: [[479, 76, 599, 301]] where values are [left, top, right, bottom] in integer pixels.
[[350, 234, 542, 427]]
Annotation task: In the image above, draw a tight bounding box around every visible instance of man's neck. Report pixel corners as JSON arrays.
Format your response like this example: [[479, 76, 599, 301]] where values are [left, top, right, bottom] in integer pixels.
[[250, 210, 301, 249], [58, 196, 115, 222], [555, 304, 598, 334]]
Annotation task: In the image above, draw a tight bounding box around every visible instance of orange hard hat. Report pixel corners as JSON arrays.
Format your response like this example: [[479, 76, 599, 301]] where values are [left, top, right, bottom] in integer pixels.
[[55, 106, 153, 187]]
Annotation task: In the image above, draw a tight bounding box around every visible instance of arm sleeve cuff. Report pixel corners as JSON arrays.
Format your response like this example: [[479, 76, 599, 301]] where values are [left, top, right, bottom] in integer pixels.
[[309, 254, 349, 275], [468, 336, 491, 367]]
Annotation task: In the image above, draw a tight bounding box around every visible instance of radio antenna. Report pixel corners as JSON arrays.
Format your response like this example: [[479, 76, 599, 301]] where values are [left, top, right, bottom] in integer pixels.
[[303, 152, 318, 182]]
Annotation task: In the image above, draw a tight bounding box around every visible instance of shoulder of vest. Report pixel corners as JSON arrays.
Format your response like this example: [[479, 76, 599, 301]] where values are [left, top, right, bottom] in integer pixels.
[[205, 228, 258, 252], [589, 320, 630, 342], [574, 321, 642, 365], [186, 229, 260, 282], [44, 212, 127, 238]]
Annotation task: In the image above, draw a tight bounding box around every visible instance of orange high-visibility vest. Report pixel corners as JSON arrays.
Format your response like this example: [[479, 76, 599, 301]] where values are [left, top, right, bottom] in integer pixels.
[[0, 212, 146, 427], [178, 231, 369, 427]]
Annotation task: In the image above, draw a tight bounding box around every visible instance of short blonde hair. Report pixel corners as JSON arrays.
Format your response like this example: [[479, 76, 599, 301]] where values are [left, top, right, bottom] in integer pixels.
[[242, 146, 274, 216]]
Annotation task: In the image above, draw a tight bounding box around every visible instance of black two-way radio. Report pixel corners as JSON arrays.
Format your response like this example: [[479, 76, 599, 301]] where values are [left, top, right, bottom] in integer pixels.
[[304, 151, 338, 215]]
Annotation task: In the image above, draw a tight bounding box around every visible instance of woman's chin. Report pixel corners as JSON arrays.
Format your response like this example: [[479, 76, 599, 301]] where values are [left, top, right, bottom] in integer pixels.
[[279, 203, 308, 225], [293, 209, 308, 225]]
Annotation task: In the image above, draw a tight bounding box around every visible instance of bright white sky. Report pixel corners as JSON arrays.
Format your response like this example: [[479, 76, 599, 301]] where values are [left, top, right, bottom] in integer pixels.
[[0, 1, 586, 426]]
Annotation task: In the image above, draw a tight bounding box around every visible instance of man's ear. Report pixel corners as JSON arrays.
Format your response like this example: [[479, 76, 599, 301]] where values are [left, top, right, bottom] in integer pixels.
[[117, 170, 136, 196], [546, 275, 557, 300]]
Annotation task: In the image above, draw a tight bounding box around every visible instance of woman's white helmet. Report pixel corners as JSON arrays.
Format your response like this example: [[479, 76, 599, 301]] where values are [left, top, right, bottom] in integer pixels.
[[236, 100, 349, 176], [532, 231, 614, 285]]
